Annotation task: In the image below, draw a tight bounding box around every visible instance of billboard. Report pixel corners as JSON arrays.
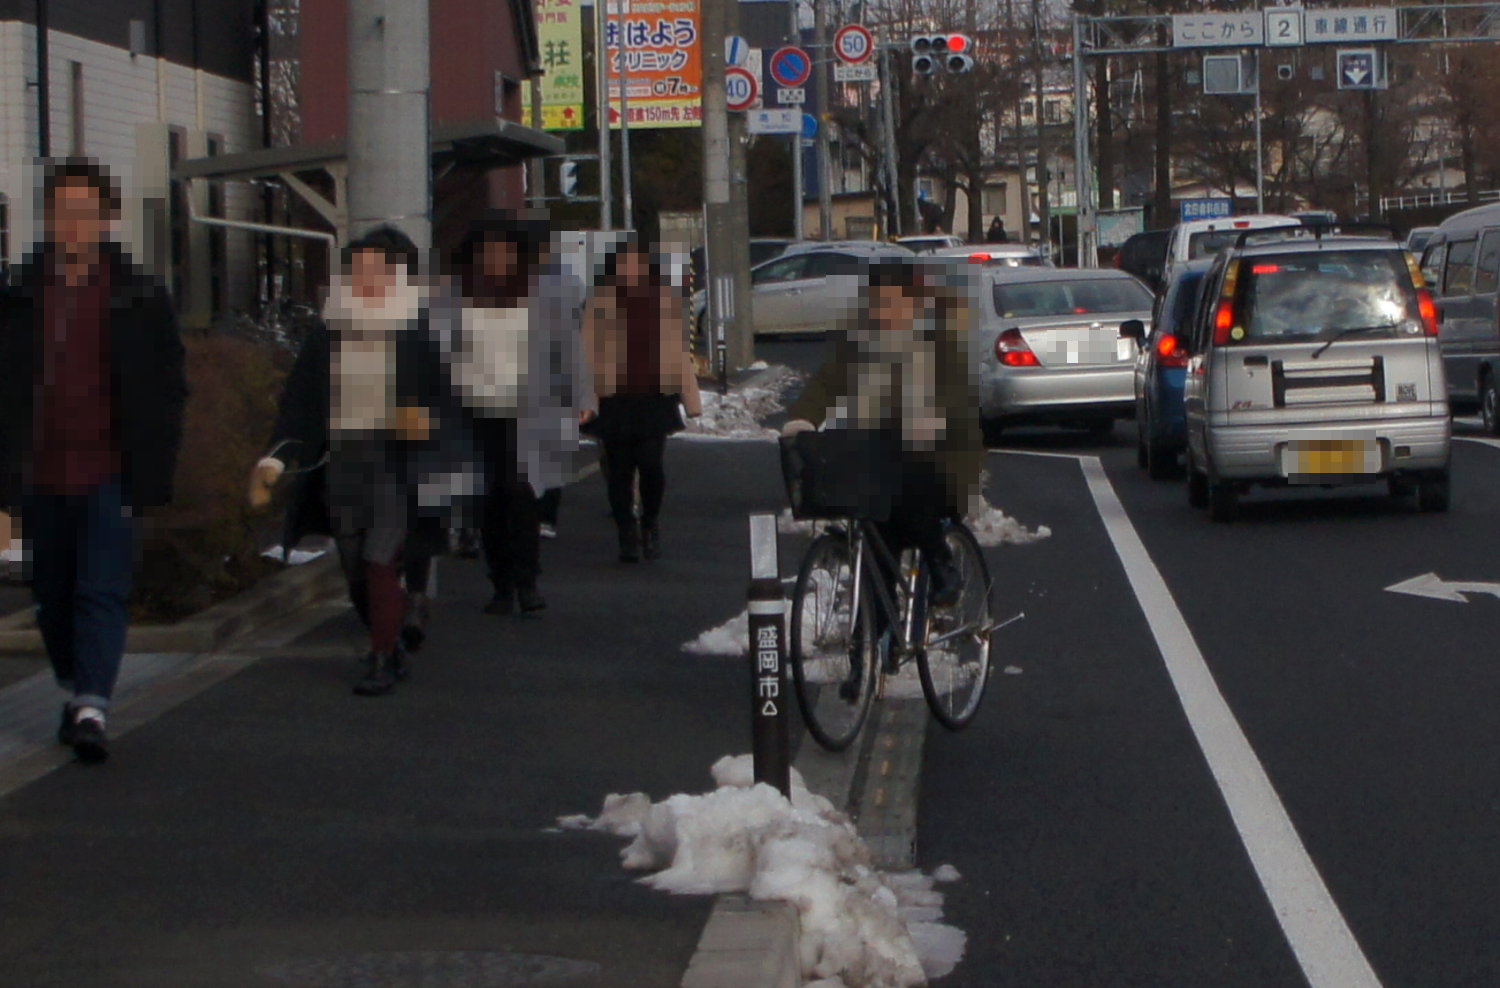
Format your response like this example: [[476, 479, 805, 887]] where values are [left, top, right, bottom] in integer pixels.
[[606, 0, 702, 129], [537, 0, 585, 130]]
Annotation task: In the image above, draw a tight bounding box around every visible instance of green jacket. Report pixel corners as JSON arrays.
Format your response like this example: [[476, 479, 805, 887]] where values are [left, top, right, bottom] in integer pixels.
[[788, 304, 983, 513]]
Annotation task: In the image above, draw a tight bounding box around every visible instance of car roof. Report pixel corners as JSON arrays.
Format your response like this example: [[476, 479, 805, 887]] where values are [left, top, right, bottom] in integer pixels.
[[1433, 202, 1500, 236], [983, 266, 1143, 283], [778, 240, 913, 257], [1175, 214, 1298, 234], [929, 244, 1039, 257], [1228, 232, 1405, 257]]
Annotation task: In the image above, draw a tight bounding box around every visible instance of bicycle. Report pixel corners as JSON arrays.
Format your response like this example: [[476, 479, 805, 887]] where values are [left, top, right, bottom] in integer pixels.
[[780, 431, 1016, 751]]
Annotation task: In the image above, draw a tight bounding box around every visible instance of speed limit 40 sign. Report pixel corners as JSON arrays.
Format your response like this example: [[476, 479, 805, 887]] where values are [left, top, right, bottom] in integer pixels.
[[834, 24, 874, 64], [725, 66, 759, 111]]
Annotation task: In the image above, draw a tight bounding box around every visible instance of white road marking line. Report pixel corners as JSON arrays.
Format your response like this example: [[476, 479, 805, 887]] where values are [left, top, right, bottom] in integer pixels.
[[1071, 453, 1382, 988]]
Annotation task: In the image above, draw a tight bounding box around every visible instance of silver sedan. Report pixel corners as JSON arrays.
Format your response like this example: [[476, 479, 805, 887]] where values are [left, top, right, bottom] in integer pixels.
[[974, 267, 1155, 438]]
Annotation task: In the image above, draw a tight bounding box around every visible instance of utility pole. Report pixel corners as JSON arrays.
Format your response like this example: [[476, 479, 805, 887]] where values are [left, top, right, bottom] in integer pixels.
[[615, 0, 634, 228], [594, 0, 613, 229], [879, 44, 901, 238], [528, 75, 545, 206], [813, 0, 833, 239], [1030, 0, 1049, 254], [789, 0, 804, 239], [347, 0, 431, 248], [1071, 13, 1094, 267], [701, 0, 752, 374]]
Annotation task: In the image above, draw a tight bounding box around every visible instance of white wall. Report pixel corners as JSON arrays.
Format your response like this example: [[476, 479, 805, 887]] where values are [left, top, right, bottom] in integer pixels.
[[0, 22, 259, 314]]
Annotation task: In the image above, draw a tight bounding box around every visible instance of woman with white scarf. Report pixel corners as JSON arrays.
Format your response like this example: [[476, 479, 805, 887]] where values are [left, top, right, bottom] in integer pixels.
[[248, 227, 479, 695]]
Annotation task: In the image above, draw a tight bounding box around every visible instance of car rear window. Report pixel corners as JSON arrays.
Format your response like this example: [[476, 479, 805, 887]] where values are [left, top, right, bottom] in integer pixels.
[[993, 278, 1152, 318], [1234, 250, 1421, 342]]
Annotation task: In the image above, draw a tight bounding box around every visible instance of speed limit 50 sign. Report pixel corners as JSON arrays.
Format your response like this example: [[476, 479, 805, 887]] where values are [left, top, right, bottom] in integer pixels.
[[834, 24, 874, 64]]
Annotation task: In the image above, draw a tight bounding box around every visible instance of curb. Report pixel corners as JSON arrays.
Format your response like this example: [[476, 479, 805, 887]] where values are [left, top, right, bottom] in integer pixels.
[[679, 699, 928, 988], [0, 555, 345, 655]]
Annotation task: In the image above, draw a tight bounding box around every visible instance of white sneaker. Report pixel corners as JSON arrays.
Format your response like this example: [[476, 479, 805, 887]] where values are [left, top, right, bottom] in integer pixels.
[[539, 523, 558, 540]]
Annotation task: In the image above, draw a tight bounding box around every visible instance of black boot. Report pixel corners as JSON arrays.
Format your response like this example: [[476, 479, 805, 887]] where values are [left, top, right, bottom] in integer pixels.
[[517, 585, 547, 613], [618, 521, 641, 563], [354, 651, 399, 696], [641, 522, 661, 561], [400, 593, 428, 653]]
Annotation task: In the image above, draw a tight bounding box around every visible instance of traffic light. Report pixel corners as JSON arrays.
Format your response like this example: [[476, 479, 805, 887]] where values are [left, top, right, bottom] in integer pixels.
[[559, 159, 578, 199], [910, 34, 973, 75]]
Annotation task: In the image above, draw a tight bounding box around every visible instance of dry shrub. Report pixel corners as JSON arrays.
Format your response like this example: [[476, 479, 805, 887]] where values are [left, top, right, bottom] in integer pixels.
[[132, 331, 288, 622]]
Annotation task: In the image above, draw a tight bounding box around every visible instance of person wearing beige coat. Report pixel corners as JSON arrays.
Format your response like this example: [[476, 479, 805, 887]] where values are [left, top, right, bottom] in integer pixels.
[[581, 239, 702, 561]]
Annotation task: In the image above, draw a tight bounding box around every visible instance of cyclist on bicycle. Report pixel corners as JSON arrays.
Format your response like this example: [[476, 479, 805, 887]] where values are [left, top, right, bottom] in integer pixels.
[[781, 260, 983, 607]]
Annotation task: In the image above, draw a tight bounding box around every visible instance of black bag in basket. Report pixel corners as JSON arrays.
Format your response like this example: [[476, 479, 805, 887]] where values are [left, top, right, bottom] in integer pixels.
[[779, 429, 903, 522]]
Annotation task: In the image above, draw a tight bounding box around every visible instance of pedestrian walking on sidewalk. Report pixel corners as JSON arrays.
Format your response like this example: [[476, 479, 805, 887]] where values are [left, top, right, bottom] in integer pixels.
[[447, 210, 590, 615], [249, 227, 479, 696], [582, 237, 702, 563], [0, 159, 188, 762]]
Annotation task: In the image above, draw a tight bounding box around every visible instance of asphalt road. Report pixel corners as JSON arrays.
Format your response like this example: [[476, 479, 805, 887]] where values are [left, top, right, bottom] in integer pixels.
[[921, 417, 1500, 988]]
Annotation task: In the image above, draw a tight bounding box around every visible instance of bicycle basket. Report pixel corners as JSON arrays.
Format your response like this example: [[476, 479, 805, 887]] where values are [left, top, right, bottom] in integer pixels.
[[779, 429, 902, 522]]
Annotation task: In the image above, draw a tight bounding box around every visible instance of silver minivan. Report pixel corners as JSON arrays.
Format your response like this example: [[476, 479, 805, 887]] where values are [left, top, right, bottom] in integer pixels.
[[1419, 203, 1500, 416], [1183, 231, 1451, 521]]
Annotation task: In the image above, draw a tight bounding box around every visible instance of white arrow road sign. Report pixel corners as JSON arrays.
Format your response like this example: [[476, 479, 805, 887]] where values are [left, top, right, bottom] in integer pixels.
[[1384, 572, 1500, 603]]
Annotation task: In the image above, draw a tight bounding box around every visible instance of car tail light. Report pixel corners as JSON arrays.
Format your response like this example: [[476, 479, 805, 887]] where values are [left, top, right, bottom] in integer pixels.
[[996, 328, 1039, 367], [1417, 288, 1439, 336], [1156, 333, 1189, 368], [968, 252, 991, 263], [1213, 299, 1237, 345]]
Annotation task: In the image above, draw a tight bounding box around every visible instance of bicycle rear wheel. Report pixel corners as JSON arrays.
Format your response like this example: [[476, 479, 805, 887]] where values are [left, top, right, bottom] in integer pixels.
[[918, 522, 993, 730], [790, 532, 878, 751]]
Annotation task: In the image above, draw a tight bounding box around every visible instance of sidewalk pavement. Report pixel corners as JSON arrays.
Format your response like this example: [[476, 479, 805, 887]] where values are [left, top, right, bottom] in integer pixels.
[[0, 437, 793, 988]]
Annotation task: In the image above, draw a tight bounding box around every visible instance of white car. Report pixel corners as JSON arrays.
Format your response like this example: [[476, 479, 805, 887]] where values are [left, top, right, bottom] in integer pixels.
[[1163, 214, 1299, 283], [896, 234, 965, 254], [692, 241, 913, 338], [927, 244, 1051, 268]]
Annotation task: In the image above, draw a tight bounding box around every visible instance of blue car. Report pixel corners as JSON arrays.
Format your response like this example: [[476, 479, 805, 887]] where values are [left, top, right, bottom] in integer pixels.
[[1125, 261, 1210, 479]]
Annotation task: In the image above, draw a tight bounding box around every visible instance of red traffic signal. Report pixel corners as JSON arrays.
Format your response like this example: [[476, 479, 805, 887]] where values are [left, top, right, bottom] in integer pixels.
[[910, 33, 974, 74]]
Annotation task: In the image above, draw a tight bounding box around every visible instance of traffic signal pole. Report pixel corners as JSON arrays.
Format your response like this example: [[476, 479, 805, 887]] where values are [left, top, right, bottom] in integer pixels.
[[813, 0, 833, 240], [701, 0, 753, 374]]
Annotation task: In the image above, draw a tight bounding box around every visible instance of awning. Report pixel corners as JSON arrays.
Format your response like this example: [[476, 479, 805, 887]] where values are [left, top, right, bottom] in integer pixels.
[[173, 117, 564, 182]]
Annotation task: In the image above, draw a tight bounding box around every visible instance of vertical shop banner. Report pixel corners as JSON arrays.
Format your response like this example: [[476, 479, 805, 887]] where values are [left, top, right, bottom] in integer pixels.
[[606, 0, 702, 129], [537, 0, 585, 130]]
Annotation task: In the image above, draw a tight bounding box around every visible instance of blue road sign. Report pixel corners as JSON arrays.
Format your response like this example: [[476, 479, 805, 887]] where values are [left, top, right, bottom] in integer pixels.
[[801, 112, 818, 140], [1180, 198, 1233, 222], [769, 46, 812, 88]]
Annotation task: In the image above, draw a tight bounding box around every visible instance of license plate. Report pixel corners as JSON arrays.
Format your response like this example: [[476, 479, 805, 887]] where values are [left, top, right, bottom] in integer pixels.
[[1282, 439, 1380, 478]]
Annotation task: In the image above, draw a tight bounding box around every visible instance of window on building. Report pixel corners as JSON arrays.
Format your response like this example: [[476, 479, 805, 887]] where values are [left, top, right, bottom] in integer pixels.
[[68, 61, 84, 155], [1044, 100, 1062, 123], [982, 183, 1007, 216], [1020, 100, 1035, 119]]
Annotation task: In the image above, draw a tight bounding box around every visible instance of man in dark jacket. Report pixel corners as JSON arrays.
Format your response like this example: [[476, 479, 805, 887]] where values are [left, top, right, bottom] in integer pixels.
[[0, 159, 187, 762]]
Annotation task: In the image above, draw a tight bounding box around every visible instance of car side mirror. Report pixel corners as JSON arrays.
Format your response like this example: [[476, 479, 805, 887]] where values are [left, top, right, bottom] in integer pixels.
[[1119, 319, 1146, 341]]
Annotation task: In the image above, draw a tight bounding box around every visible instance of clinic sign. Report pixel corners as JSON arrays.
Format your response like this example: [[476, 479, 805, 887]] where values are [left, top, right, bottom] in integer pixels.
[[1180, 198, 1233, 222], [1174, 8, 1398, 48], [606, 0, 702, 129], [536, 0, 584, 130]]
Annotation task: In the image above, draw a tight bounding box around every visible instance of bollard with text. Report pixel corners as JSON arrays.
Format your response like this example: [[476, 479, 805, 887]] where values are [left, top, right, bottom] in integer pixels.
[[747, 512, 790, 797]]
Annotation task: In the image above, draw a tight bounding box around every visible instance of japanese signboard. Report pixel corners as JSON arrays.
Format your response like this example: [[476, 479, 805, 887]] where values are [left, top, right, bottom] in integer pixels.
[[1172, 13, 1264, 48], [1180, 198, 1233, 222], [536, 0, 585, 130], [1304, 8, 1397, 44], [606, 0, 703, 129]]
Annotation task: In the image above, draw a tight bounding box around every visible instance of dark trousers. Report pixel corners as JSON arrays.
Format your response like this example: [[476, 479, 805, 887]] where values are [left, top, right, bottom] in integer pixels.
[[603, 434, 666, 530], [24, 478, 135, 711], [537, 487, 561, 527], [475, 418, 540, 594]]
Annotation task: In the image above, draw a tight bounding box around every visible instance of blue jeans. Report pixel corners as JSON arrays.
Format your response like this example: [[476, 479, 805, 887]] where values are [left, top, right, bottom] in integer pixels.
[[24, 479, 136, 711]]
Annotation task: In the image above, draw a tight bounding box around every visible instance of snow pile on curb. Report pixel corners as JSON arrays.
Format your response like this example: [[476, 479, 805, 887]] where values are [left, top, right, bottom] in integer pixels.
[[681, 608, 751, 657], [559, 755, 964, 987], [680, 365, 804, 441], [964, 494, 1051, 547]]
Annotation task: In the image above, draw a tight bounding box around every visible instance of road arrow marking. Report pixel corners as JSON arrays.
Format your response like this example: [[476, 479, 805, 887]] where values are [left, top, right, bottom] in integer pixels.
[[1384, 572, 1500, 603]]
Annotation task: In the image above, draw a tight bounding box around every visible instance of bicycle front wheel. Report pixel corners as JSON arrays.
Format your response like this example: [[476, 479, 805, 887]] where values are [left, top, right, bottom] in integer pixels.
[[918, 522, 993, 730], [790, 532, 878, 752]]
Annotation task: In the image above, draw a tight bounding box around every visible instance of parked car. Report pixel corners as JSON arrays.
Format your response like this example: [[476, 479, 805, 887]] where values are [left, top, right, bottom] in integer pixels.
[[1115, 228, 1171, 291], [896, 234, 965, 253], [926, 243, 1050, 267], [1405, 226, 1438, 254], [1183, 227, 1450, 521], [1122, 260, 1211, 478], [691, 241, 913, 338], [1416, 203, 1500, 416], [689, 238, 794, 293], [1163, 214, 1299, 283], [974, 267, 1155, 439]]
